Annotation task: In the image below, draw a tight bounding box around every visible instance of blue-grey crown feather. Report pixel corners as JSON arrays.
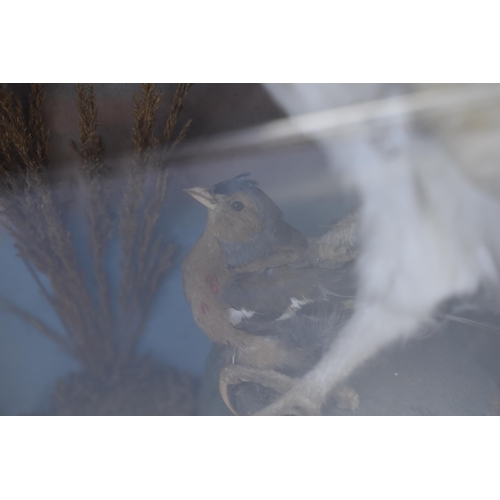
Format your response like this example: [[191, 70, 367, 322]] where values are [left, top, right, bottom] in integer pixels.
[[212, 173, 257, 195]]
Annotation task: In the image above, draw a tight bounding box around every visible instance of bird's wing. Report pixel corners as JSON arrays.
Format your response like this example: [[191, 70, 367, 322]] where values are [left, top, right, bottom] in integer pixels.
[[220, 262, 355, 336]]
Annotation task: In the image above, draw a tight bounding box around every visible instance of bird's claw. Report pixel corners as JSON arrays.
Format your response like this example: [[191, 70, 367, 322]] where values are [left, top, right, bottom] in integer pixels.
[[254, 382, 323, 415], [219, 364, 295, 415], [254, 382, 359, 416]]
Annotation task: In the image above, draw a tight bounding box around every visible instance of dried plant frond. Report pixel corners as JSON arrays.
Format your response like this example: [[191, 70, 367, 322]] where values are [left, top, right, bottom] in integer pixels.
[[28, 83, 49, 168], [0, 85, 114, 378], [0, 86, 35, 173], [72, 84, 114, 348], [122, 241, 175, 359], [1, 298, 68, 351], [132, 83, 161, 164], [118, 84, 163, 319], [1, 83, 194, 403], [163, 83, 193, 143], [118, 83, 193, 357], [72, 84, 106, 179], [167, 117, 192, 155]]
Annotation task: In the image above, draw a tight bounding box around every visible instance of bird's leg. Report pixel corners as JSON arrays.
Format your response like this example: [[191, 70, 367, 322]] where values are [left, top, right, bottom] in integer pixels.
[[219, 364, 295, 415], [254, 377, 324, 416]]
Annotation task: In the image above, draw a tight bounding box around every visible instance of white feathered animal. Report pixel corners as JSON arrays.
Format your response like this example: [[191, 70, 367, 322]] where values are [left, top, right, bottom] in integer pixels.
[[258, 83, 500, 415]]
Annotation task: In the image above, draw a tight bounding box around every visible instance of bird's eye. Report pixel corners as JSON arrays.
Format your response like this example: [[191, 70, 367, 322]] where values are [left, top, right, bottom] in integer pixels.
[[231, 201, 244, 211]]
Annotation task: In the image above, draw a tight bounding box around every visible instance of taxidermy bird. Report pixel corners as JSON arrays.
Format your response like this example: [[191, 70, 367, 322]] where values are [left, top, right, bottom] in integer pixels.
[[182, 174, 359, 414]]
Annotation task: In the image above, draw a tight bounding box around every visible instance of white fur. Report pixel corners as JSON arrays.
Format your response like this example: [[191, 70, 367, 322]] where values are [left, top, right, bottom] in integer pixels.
[[309, 130, 500, 396], [264, 84, 500, 410]]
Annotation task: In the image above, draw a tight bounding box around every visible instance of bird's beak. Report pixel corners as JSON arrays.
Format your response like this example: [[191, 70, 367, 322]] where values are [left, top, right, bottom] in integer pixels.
[[184, 186, 217, 210]]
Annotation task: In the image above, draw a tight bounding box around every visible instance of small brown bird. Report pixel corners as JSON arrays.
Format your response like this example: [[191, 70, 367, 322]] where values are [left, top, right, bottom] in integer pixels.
[[182, 174, 358, 414]]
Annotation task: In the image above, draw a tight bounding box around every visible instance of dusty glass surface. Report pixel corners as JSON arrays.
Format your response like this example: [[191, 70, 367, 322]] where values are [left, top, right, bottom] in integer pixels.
[[1, 83, 500, 415]]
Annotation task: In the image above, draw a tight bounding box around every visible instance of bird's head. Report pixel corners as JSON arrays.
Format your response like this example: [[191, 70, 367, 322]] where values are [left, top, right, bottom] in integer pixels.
[[185, 174, 290, 266]]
